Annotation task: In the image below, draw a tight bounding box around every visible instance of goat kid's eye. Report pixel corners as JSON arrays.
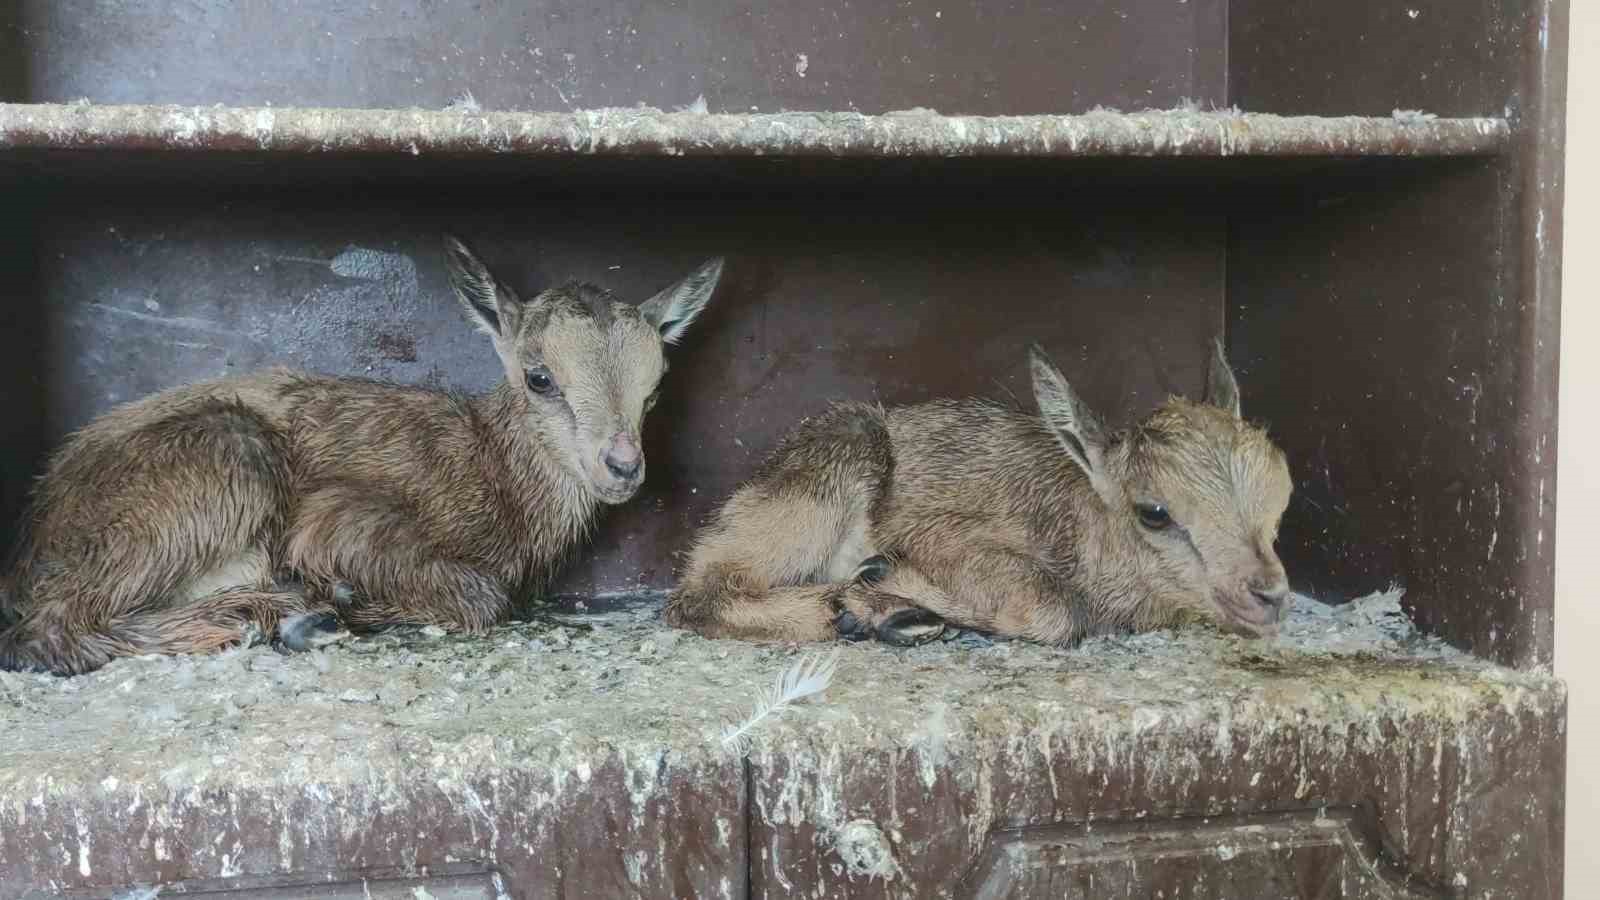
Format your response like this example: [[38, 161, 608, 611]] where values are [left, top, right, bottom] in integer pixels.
[[525, 368, 556, 395], [1135, 502, 1173, 531], [644, 389, 661, 412]]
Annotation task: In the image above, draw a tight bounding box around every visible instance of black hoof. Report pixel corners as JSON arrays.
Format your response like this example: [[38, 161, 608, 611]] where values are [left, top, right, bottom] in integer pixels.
[[271, 570, 307, 593], [330, 582, 360, 612], [833, 610, 874, 642], [274, 612, 348, 654], [853, 555, 892, 586], [876, 608, 946, 647], [0, 640, 48, 675]]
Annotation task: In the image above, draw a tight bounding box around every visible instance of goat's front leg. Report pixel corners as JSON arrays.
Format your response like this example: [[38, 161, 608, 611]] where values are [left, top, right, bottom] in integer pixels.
[[830, 555, 948, 646], [326, 558, 510, 634], [851, 548, 1078, 644], [284, 493, 512, 635]]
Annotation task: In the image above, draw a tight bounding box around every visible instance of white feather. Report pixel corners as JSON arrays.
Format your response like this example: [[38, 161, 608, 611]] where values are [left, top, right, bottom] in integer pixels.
[[675, 93, 709, 114], [720, 649, 841, 754], [1392, 108, 1437, 123], [446, 90, 482, 113]]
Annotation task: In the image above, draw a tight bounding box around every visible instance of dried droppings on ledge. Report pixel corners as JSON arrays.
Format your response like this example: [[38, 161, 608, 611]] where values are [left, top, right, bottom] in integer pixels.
[[0, 591, 1561, 893], [0, 590, 1558, 776], [0, 102, 1512, 160]]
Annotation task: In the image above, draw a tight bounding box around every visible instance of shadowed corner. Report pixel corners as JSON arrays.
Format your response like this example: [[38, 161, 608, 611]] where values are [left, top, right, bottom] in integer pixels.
[[0, 5, 44, 559], [0, 2, 28, 104], [0, 185, 50, 594], [0, 5, 41, 573]]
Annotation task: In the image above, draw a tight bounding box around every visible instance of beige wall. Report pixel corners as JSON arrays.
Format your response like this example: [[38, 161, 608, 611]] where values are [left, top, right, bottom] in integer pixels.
[[1559, 0, 1596, 895]]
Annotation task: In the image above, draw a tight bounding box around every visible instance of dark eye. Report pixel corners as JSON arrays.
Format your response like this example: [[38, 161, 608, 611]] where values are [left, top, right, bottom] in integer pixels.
[[525, 368, 556, 395], [1135, 502, 1172, 531], [644, 389, 661, 412]]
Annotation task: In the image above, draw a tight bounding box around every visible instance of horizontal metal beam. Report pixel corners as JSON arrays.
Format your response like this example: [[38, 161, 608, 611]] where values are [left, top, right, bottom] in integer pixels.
[[0, 103, 1512, 160]]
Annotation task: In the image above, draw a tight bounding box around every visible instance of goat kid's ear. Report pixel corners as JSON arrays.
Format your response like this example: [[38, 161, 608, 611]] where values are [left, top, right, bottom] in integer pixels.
[[640, 257, 725, 344], [443, 234, 523, 341], [1204, 336, 1242, 418], [1029, 345, 1112, 494]]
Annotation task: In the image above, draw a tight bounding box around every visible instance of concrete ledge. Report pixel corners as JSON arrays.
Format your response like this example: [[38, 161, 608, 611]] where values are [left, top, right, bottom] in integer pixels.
[[0, 595, 1564, 898]]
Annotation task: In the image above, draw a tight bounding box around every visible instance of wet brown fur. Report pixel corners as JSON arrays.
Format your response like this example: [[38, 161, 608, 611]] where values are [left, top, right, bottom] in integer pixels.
[[665, 341, 1293, 645], [0, 237, 723, 675]]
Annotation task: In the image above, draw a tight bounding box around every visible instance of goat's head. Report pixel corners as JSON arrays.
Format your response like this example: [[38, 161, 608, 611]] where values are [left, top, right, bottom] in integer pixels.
[[1030, 340, 1293, 636], [444, 235, 724, 504]]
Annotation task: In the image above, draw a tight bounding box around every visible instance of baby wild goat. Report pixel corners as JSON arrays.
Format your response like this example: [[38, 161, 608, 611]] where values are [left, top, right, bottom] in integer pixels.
[[665, 341, 1292, 646], [0, 236, 723, 674]]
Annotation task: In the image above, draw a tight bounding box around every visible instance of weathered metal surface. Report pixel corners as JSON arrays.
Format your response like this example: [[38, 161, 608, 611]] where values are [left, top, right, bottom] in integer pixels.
[[1229, 0, 1517, 120], [0, 597, 1564, 897], [1227, 161, 1551, 667], [961, 810, 1439, 899], [3, 0, 1222, 116], [1225, 0, 1569, 671], [0, 103, 1513, 161], [53, 866, 507, 899], [1511, 0, 1569, 671]]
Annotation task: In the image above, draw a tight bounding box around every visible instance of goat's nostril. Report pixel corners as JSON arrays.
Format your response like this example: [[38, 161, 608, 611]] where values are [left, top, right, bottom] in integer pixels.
[[604, 452, 641, 480], [1251, 587, 1289, 610]]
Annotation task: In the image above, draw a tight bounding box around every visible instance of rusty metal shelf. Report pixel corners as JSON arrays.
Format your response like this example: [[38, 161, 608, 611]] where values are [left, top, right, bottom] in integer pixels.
[[0, 102, 1511, 162]]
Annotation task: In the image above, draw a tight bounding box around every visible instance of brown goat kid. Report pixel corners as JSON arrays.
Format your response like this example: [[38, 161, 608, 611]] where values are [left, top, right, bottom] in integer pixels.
[[665, 341, 1292, 646], [0, 237, 723, 675]]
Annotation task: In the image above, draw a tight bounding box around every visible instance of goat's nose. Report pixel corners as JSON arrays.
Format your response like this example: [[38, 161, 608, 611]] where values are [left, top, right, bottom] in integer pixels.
[[603, 438, 642, 480]]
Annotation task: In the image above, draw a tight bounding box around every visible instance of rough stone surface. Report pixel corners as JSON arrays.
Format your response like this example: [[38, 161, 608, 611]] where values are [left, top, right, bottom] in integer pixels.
[[0, 102, 1511, 160], [0, 593, 1564, 897]]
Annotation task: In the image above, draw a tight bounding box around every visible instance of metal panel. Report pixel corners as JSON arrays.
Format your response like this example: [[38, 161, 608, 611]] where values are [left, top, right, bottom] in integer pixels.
[[51, 868, 504, 900], [2, 0, 1225, 115], [1229, 0, 1516, 119], [1226, 161, 1555, 664], [962, 810, 1441, 899], [1227, 0, 1568, 668]]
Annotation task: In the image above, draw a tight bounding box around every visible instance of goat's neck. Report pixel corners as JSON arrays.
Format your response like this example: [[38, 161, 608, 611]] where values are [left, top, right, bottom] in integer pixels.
[[1043, 478, 1169, 634], [1082, 509, 1186, 633], [472, 383, 601, 552], [1028, 471, 1120, 634]]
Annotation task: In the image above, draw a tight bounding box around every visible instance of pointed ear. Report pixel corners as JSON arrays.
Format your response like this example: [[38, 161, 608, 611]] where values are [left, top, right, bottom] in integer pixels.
[[1204, 336, 1241, 418], [1029, 344, 1111, 492], [639, 257, 725, 344], [443, 234, 522, 340]]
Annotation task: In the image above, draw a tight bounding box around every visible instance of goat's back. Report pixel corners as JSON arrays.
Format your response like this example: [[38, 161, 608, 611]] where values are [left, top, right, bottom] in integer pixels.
[[50, 370, 301, 460], [878, 399, 1088, 554]]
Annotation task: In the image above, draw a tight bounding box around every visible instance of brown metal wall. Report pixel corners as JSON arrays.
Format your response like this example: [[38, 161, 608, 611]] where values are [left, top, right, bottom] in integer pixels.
[[1, 1, 1225, 114], [1227, 160, 1542, 662], [1228, 0, 1567, 667]]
